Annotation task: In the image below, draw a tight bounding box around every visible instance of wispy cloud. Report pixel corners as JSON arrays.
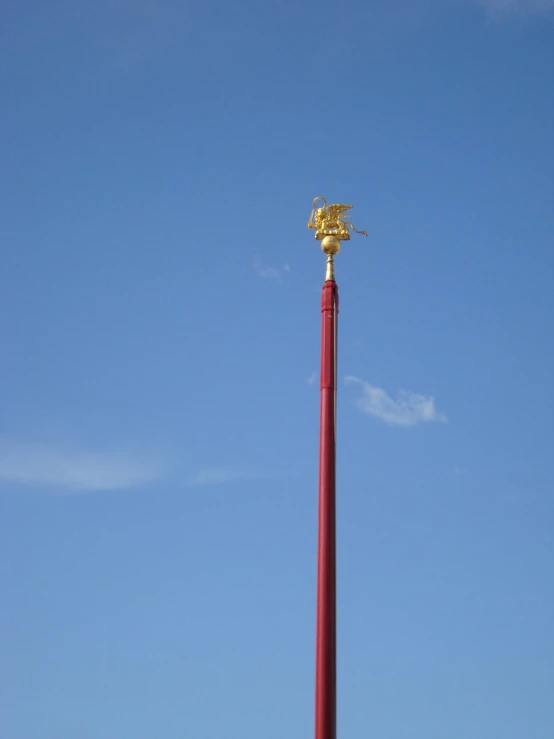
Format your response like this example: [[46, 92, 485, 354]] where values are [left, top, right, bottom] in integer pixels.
[[0, 441, 164, 492], [345, 377, 447, 427], [476, 0, 554, 15], [253, 258, 290, 282], [306, 371, 317, 386], [184, 468, 265, 488]]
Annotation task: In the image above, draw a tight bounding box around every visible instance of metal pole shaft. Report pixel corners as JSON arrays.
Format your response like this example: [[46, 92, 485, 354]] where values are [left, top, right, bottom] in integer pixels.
[[315, 276, 338, 739]]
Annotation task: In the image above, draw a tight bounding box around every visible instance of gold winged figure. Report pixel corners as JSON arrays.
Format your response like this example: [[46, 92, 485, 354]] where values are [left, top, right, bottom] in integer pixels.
[[308, 197, 368, 240]]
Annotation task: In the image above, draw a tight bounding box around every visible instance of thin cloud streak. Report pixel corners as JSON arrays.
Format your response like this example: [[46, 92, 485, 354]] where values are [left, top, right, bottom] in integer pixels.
[[253, 258, 290, 282], [345, 376, 447, 427], [476, 0, 554, 14], [0, 441, 164, 492], [184, 468, 266, 488]]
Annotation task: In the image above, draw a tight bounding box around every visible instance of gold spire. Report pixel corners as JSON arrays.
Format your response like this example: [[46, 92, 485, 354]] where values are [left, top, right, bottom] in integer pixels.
[[325, 253, 335, 282], [307, 196, 367, 280]]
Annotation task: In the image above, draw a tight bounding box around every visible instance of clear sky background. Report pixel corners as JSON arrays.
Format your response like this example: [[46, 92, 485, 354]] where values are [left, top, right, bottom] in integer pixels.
[[1, 1, 553, 737]]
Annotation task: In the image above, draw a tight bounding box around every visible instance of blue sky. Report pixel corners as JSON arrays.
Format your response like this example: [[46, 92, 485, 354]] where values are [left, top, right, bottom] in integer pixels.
[[1, 1, 553, 737]]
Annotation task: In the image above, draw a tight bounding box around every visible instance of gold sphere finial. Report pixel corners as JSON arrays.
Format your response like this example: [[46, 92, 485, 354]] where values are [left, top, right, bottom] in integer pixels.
[[321, 235, 341, 256]]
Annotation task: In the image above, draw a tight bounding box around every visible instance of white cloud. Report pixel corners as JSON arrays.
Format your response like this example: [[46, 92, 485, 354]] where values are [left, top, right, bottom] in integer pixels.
[[306, 371, 317, 386], [476, 0, 554, 14], [184, 468, 264, 488], [345, 376, 447, 427], [0, 441, 164, 492], [253, 258, 290, 282]]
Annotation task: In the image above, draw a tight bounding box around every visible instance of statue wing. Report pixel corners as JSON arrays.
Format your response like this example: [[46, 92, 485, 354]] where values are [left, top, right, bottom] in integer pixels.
[[327, 204, 353, 218]]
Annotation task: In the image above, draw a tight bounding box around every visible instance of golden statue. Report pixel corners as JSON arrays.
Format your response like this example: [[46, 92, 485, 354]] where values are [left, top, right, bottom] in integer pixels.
[[308, 197, 367, 281], [308, 196, 368, 241]]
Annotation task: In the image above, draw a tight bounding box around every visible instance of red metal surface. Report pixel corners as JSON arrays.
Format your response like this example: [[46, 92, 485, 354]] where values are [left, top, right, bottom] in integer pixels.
[[315, 278, 338, 739]]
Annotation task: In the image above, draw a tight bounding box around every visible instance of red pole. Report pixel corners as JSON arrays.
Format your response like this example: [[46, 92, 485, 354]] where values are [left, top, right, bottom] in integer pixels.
[[315, 275, 338, 739]]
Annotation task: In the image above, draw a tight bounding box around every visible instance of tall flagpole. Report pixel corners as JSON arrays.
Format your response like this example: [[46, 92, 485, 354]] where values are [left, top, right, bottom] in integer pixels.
[[308, 197, 367, 739]]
